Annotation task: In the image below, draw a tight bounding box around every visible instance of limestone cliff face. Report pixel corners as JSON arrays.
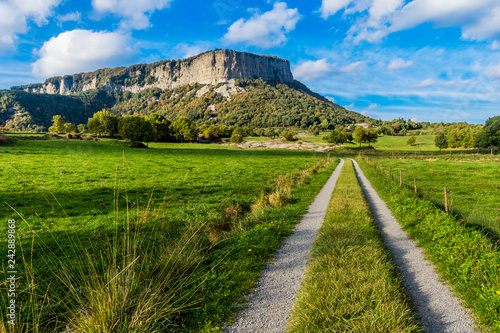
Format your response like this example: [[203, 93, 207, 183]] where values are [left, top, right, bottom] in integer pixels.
[[14, 50, 294, 95]]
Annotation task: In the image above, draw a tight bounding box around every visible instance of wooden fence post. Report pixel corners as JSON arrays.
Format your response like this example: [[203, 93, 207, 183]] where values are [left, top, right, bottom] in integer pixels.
[[444, 187, 448, 212], [389, 167, 392, 180], [400, 170, 402, 186], [414, 179, 417, 193]]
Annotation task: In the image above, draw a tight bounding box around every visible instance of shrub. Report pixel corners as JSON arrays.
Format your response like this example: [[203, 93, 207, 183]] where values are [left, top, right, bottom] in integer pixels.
[[230, 134, 243, 143], [0, 134, 12, 145]]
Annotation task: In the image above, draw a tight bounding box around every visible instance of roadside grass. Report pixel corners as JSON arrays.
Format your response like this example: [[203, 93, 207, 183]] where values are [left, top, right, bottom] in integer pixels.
[[0, 138, 337, 331], [362, 155, 500, 236], [357, 157, 500, 332], [288, 159, 421, 333]]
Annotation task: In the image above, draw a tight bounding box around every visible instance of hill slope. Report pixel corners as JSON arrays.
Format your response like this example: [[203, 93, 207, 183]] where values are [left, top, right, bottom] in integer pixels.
[[1, 50, 370, 131]]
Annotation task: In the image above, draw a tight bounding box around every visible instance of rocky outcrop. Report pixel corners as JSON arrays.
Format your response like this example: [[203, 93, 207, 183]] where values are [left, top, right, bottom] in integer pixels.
[[13, 50, 294, 96]]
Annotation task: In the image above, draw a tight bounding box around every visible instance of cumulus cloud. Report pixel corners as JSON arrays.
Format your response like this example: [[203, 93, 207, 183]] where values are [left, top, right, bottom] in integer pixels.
[[387, 58, 413, 70], [321, 0, 500, 45], [32, 30, 133, 78], [293, 58, 336, 81], [0, 0, 61, 51], [92, 0, 173, 30], [368, 103, 379, 109], [293, 58, 366, 81], [319, 0, 354, 19], [411, 78, 435, 88], [223, 2, 300, 48]]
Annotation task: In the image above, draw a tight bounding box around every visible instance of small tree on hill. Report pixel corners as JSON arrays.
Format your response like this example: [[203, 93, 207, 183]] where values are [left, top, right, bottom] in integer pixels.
[[119, 116, 157, 147], [323, 129, 352, 148], [435, 132, 448, 151], [407, 136, 416, 146]]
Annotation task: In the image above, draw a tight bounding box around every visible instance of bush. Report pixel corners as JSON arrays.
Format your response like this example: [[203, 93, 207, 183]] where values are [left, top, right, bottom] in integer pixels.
[[0, 134, 12, 145], [230, 134, 243, 143]]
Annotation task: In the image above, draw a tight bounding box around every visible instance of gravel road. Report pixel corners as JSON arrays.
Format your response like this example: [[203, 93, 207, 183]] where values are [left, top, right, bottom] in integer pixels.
[[225, 158, 345, 333], [351, 159, 477, 333]]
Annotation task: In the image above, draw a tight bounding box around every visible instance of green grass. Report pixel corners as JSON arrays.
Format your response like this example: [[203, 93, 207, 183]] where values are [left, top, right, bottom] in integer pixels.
[[362, 154, 500, 235], [288, 159, 421, 332], [357, 157, 500, 332], [0, 138, 338, 332], [372, 134, 439, 151]]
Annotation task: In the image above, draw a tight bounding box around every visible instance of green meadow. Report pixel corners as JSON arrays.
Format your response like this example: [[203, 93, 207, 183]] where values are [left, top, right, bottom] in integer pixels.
[[0, 137, 336, 332]]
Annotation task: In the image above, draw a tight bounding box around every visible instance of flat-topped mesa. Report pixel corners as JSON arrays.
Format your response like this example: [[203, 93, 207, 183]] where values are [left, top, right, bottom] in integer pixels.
[[12, 49, 294, 95]]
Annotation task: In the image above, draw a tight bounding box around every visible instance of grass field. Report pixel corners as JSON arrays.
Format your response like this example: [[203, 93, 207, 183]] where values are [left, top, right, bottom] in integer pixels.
[[362, 154, 500, 236], [289, 159, 420, 332], [357, 157, 500, 332], [0, 137, 337, 332]]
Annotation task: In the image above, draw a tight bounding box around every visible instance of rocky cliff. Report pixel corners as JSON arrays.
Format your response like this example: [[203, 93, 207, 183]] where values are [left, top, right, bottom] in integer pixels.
[[11, 50, 294, 95]]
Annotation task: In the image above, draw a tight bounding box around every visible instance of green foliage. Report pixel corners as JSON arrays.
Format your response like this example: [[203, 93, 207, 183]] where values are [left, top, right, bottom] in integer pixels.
[[434, 132, 448, 151], [478, 116, 500, 148], [407, 136, 416, 146], [118, 116, 157, 147], [50, 115, 66, 133], [353, 127, 378, 146], [280, 130, 297, 142], [230, 133, 243, 143], [87, 110, 119, 137], [148, 113, 173, 142], [77, 124, 86, 134], [323, 129, 352, 145], [63, 122, 76, 133], [172, 116, 198, 142]]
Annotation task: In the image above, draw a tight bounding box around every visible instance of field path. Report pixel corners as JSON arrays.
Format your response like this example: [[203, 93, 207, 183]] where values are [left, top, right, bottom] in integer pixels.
[[351, 159, 477, 333], [225, 158, 345, 333]]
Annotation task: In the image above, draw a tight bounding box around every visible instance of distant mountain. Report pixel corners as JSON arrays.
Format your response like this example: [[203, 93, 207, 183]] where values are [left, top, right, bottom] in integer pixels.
[[1, 50, 370, 131]]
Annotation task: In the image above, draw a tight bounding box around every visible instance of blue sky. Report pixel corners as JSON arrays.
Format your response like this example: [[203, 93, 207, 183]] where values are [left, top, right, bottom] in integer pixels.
[[1, 0, 499, 124]]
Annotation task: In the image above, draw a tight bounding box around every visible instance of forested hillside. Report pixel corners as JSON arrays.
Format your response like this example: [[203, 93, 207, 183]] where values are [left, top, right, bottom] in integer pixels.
[[1, 79, 369, 131]]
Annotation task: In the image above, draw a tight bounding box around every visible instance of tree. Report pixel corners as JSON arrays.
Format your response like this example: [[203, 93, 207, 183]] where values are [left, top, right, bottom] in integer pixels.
[[323, 129, 352, 147], [49, 115, 66, 133], [354, 127, 378, 147], [63, 123, 76, 133], [148, 113, 173, 142], [172, 116, 198, 142], [281, 130, 296, 142], [435, 132, 448, 151], [230, 133, 243, 143], [477, 116, 500, 148], [407, 136, 416, 146], [77, 124, 87, 134], [119, 116, 157, 147], [87, 110, 119, 137]]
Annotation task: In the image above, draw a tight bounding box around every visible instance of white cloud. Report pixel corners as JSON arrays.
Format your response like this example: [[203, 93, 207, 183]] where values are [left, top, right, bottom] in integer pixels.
[[411, 78, 435, 88], [92, 0, 173, 30], [324, 0, 500, 44], [174, 42, 213, 59], [0, 0, 61, 51], [491, 40, 500, 50], [344, 103, 355, 109], [293, 58, 336, 81], [320, 0, 353, 19], [32, 30, 133, 78], [56, 12, 81, 25], [387, 58, 413, 70], [340, 61, 365, 72], [368, 103, 379, 109], [223, 2, 300, 48], [485, 64, 500, 80]]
